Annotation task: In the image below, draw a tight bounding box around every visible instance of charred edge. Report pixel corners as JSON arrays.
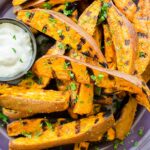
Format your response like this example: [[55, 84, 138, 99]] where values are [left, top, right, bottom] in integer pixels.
[[108, 74, 115, 80], [40, 120, 48, 131], [58, 9, 64, 13], [142, 87, 147, 95], [28, 12, 35, 19], [42, 25, 48, 33], [75, 120, 80, 134], [125, 40, 130, 45], [94, 118, 99, 124], [47, 59, 52, 64], [103, 109, 111, 117], [137, 32, 148, 38], [87, 67, 94, 76], [22, 121, 28, 125], [77, 43, 82, 50], [134, 70, 138, 75]]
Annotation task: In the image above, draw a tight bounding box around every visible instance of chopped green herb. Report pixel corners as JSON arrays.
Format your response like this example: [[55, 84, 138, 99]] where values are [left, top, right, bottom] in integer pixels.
[[22, 132, 32, 138], [113, 140, 120, 150], [74, 95, 78, 104], [34, 131, 42, 138], [13, 35, 16, 40], [42, 2, 52, 9], [133, 141, 138, 147], [0, 112, 8, 124], [19, 58, 23, 63], [97, 74, 104, 80], [58, 43, 66, 50], [85, 84, 91, 88], [70, 82, 77, 91], [68, 71, 74, 79], [63, 2, 74, 16], [12, 48, 16, 53], [138, 128, 144, 136], [94, 87, 101, 96], [26, 12, 31, 18], [25, 71, 34, 78], [97, 2, 109, 24], [139, 51, 146, 58], [49, 18, 57, 24], [73, 53, 78, 57], [45, 121, 53, 130], [64, 61, 70, 69], [57, 29, 63, 36], [42, 27, 47, 33], [37, 77, 43, 85], [90, 75, 97, 81]]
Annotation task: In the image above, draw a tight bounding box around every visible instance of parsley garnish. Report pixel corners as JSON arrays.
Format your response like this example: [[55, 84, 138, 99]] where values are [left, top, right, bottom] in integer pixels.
[[13, 35, 16, 40], [45, 121, 53, 130], [42, 2, 52, 9], [37, 77, 43, 85], [12, 48, 16, 53], [63, 2, 74, 16], [85, 84, 91, 88], [70, 82, 77, 91], [133, 141, 138, 147], [22, 131, 32, 138], [64, 61, 70, 69], [138, 128, 144, 136], [139, 51, 146, 58], [57, 29, 63, 36], [97, 74, 104, 80], [19, 58, 23, 63], [49, 18, 57, 24], [58, 43, 66, 50], [34, 131, 42, 138], [90, 75, 97, 81], [68, 71, 74, 79], [0, 112, 8, 124], [26, 12, 31, 18], [97, 2, 109, 24]]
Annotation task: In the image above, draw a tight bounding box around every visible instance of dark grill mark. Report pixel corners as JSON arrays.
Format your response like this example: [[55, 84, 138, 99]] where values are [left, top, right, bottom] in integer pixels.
[[86, 10, 92, 16], [108, 75, 115, 80], [81, 51, 91, 57], [94, 55, 99, 61], [99, 62, 108, 68], [118, 21, 123, 26], [125, 40, 130, 45], [77, 44, 82, 50], [75, 121, 80, 134], [58, 9, 63, 13], [65, 26, 70, 31], [94, 118, 99, 124], [106, 37, 111, 42], [80, 38, 86, 44], [137, 32, 148, 38], [134, 70, 138, 75], [29, 12, 35, 19], [59, 35, 65, 40], [87, 67, 94, 76], [22, 121, 28, 125]]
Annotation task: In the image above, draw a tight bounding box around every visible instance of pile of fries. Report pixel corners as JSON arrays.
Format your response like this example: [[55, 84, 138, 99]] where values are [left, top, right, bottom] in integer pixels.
[[0, 0, 149, 149]]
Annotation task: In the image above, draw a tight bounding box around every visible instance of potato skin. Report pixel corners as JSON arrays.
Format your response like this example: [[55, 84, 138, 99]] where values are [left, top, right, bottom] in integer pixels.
[[9, 113, 115, 150], [0, 86, 70, 114]]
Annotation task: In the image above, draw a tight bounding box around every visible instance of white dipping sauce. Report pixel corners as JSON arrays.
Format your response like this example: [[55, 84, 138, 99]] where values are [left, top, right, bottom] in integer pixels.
[[0, 23, 33, 78]]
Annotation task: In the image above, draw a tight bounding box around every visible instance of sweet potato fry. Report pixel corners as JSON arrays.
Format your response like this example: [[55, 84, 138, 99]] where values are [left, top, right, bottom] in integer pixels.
[[2, 108, 34, 119], [133, 0, 150, 75], [33, 55, 150, 111], [17, 9, 106, 65], [78, 0, 102, 36], [0, 84, 70, 114], [113, 0, 137, 21], [9, 113, 115, 150], [115, 96, 137, 140], [103, 24, 116, 70], [107, 1, 137, 74]]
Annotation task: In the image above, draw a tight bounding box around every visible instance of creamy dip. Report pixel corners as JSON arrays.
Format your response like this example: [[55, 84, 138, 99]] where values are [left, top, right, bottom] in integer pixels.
[[0, 23, 33, 78]]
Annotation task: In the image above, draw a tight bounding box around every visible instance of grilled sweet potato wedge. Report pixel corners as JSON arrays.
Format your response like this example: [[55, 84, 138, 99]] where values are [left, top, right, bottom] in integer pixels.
[[73, 84, 94, 115], [0, 84, 70, 114], [115, 96, 137, 140], [2, 108, 33, 119], [134, 0, 150, 75], [78, 0, 102, 35], [103, 24, 116, 70], [9, 113, 115, 150], [17, 9, 106, 65], [107, 1, 137, 74], [7, 118, 46, 137], [12, 0, 28, 6], [33, 55, 150, 111], [113, 0, 137, 21]]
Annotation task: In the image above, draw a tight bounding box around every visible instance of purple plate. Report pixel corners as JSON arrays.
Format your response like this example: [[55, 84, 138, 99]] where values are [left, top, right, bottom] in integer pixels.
[[0, 1, 150, 150]]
